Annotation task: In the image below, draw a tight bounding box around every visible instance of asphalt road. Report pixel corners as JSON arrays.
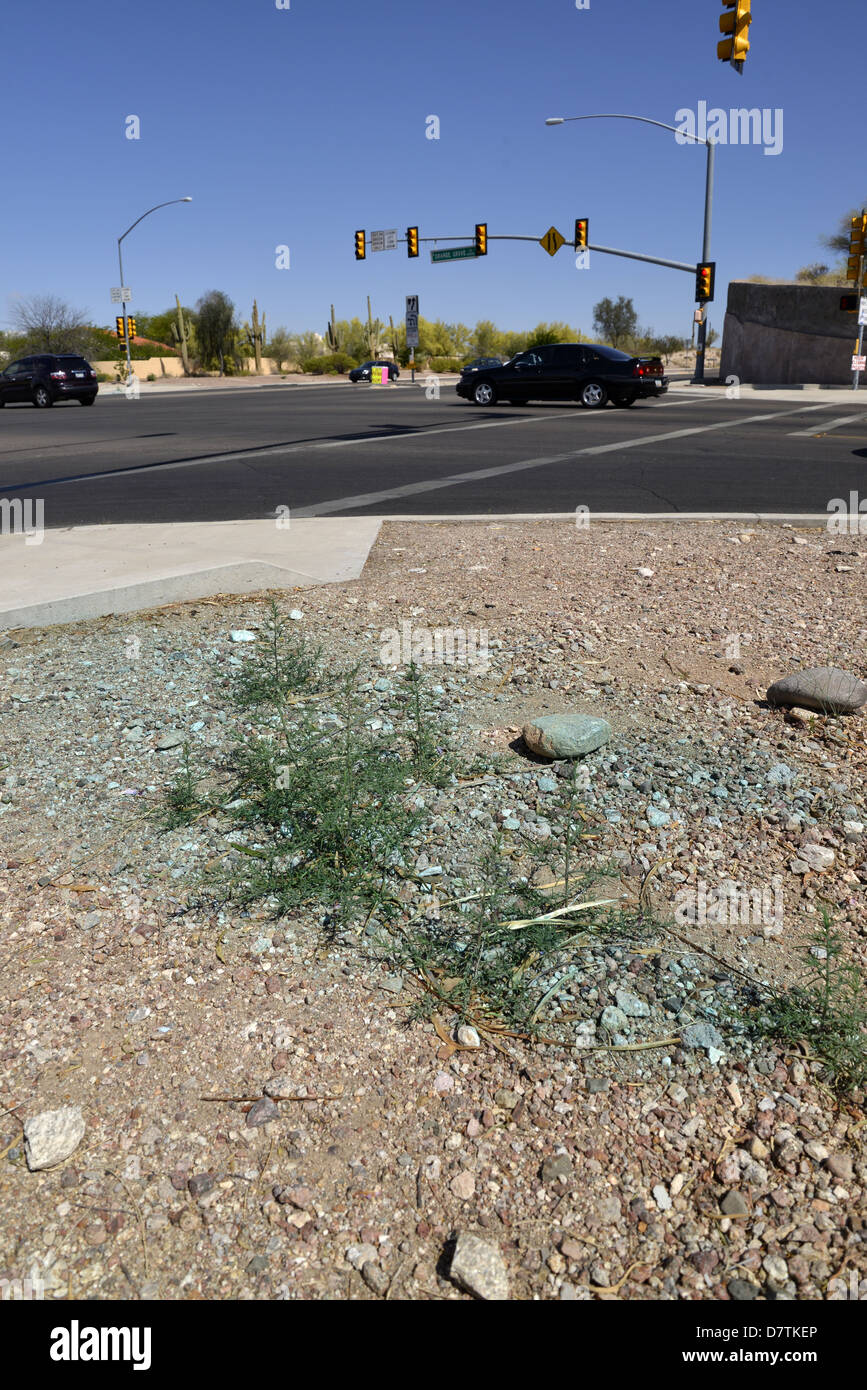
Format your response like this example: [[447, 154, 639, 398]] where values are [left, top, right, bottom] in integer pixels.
[[1, 382, 865, 527]]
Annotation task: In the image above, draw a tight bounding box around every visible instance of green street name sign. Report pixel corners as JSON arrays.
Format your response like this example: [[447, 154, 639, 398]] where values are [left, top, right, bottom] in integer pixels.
[[430, 246, 479, 262]]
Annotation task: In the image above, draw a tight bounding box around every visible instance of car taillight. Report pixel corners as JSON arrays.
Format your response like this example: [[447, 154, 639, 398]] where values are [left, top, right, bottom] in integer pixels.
[[633, 363, 645, 377], [50, 371, 67, 379]]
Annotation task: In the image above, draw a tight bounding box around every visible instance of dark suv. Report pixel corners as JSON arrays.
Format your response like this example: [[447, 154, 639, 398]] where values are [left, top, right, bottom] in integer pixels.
[[455, 342, 667, 408], [0, 354, 99, 407]]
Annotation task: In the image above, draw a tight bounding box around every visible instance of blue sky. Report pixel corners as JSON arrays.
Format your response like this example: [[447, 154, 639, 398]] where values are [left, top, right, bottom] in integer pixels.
[[2, 0, 859, 342]]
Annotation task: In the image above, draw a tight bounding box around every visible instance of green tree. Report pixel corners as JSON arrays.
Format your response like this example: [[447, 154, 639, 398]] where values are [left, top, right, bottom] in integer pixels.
[[524, 321, 578, 348], [267, 326, 294, 370], [136, 307, 195, 347], [471, 319, 500, 356], [196, 290, 236, 373], [293, 329, 326, 360], [592, 296, 639, 348]]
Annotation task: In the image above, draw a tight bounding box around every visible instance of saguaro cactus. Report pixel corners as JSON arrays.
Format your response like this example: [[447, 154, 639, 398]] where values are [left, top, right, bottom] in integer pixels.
[[326, 304, 340, 352], [171, 295, 191, 374]]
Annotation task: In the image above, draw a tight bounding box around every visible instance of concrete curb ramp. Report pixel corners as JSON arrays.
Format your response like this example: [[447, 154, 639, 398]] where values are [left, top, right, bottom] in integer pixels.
[[0, 519, 381, 631]]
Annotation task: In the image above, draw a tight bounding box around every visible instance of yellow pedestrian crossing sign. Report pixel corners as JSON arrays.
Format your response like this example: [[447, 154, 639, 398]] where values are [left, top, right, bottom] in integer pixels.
[[540, 225, 566, 256]]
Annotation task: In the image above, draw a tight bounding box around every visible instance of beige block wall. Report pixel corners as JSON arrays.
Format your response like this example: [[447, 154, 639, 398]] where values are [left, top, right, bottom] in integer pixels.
[[94, 357, 287, 379]]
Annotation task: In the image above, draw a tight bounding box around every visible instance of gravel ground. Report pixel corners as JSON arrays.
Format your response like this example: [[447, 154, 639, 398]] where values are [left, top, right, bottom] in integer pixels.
[[0, 519, 864, 1302]]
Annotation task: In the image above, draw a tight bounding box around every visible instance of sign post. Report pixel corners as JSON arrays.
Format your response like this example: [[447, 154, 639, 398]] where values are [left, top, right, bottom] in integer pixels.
[[406, 295, 419, 383]]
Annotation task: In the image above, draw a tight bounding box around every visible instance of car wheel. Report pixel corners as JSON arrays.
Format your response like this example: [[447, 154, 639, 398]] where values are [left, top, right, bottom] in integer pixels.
[[579, 381, 608, 409], [80, 395, 97, 406], [473, 380, 498, 406], [32, 385, 53, 408], [612, 393, 636, 407]]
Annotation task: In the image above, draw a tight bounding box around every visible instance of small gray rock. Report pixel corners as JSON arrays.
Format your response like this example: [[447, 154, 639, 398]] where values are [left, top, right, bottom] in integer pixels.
[[541, 1153, 573, 1183], [680, 1022, 725, 1052], [346, 1242, 378, 1271], [362, 1261, 390, 1296], [522, 713, 612, 760], [766, 667, 867, 715], [155, 730, 185, 751], [615, 988, 651, 1019], [450, 1232, 510, 1300], [728, 1278, 759, 1301], [600, 1005, 629, 1032], [245, 1096, 279, 1127], [720, 1190, 749, 1216]]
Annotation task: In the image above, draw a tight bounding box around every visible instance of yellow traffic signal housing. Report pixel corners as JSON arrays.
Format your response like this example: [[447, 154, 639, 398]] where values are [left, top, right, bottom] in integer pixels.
[[574, 218, 589, 250], [849, 213, 866, 257], [695, 262, 716, 303], [848, 256, 863, 282], [127, 317, 137, 339], [718, 0, 751, 65], [475, 223, 487, 256], [116, 316, 125, 338], [406, 226, 419, 258], [354, 229, 366, 260]]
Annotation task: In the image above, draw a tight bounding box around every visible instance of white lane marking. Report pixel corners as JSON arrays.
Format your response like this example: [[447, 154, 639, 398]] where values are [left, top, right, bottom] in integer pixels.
[[787, 412, 867, 436], [291, 404, 846, 516]]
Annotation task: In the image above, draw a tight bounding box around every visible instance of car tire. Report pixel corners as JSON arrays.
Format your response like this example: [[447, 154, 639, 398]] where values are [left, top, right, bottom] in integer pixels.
[[612, 393, 636, 407], [32, 385, 53, 408], [579, 381, 608, 409], [80, 395, 97, 406], [473, 380, 498, 406]]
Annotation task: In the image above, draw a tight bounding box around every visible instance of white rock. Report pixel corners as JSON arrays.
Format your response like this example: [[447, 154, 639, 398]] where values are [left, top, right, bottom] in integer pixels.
[[799, 844, 836, 873], [229, 630, 256, 642], [653, 1183, 672, 1211], [289, 610, 303, 621], [450, 1232, 510, 1300], [637, 567, 655, 578], [455, 1025, 481, 1048], [345, 1243, 378, 1271], [24, 1107, 85, 1171]]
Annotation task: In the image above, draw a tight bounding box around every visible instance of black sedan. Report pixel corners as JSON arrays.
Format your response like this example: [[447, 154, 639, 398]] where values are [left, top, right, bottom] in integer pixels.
[[455, 342, 667, 408], [348, 360, 400, 382]]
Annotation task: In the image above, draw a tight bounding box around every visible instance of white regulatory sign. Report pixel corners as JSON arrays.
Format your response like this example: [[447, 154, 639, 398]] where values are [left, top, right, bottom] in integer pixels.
[[859, 297, 867, 326], [384, 229, 398, 250], [852, 355, 866, 372]]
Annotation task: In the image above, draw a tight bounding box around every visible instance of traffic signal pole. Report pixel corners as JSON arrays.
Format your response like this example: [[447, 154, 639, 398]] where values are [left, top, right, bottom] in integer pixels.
[[693, 140, 715, 385]]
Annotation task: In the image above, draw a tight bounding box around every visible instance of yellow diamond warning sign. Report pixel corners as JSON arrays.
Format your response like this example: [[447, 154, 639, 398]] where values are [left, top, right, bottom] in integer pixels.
[[539, 226, 566, 256]]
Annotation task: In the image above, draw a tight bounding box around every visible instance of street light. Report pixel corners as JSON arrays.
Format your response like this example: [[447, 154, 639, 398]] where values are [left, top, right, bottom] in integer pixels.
[[117, 197, 192, 384], [545, 114, 715, 383]]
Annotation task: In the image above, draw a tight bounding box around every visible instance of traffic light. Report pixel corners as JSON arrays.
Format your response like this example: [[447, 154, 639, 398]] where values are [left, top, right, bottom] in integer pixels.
[[840, 294, 858, 312], [406, 226, 419, 258], [847, 213, 866, 281], [115, 316, 126, 340], [127, 317, 137, 339], [574, 218, 589, 250], [695, 262, 716, 303], [475, 223, 487, 256], [354, 229, 366, 260], [718, 0, 751, 67]]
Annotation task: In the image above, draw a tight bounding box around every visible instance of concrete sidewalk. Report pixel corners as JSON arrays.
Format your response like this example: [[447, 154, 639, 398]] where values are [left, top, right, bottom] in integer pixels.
[[0, 518, 381, 631]]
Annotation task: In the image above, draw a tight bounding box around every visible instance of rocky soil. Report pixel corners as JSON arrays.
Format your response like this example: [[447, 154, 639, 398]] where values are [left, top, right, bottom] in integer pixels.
[[0, 519, 864, 1301]]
